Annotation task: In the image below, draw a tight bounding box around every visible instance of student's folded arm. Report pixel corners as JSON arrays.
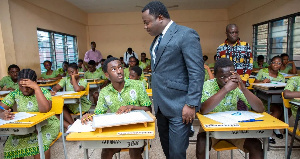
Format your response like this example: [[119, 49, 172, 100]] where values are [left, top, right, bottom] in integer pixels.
[[240, 87, 264, 113], [200, 88, 228, 114], [283, 89, 300, 99]]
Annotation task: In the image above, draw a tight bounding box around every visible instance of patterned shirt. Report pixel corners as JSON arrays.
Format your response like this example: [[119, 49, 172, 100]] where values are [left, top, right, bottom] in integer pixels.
[[41, 70, 60, 79], [253, 61, 269, 69], [84, 70, 106, 80], [94, 79, 152, 114], [139, 59, 151, 70], [124, 67, 145, 80], [255, 68, 285, 82], [216, 39, 253, 81], [280, 65, 292, 74], [284, 76, 300, 118], [0, 76, 19, 90], [201, 79, 251, 112]]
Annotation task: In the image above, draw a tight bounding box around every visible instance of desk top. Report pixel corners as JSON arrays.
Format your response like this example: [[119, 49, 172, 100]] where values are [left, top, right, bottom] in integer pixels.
[[197, 112, 288, 132], [66, 122, 155, 141], [54, 91, 86, 99], [38, 79, 60, 87], [88, 80, 105, 85], [0, 112, 55, 128], [146, 89, 152, 96]]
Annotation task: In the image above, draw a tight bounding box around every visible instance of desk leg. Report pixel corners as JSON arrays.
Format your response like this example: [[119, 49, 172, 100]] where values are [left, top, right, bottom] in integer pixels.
[[144, 139, 149, 159], [79, 98, 82, 119], [287, 107, 300, 159], [206, 132, 209, 159], [84, 148, 89, 159], [263, 137, 268, 159], [36, 123, 45, 159], [267, 96, 271, 114]]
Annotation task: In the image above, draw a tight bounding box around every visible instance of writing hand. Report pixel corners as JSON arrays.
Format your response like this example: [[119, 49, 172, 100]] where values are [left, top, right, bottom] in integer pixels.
[[116, 106, 133, 114], [182, 105, 195, 124], [0, 109, 15, 120], [81, 113, 93, 125], [50, 91, 56, 96], [262, 78, 271, 83]]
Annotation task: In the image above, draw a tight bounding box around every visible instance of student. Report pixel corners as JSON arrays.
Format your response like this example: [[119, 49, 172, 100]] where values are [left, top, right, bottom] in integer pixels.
[[96, 59, 106, 70], [129, 66, 147, 89], [39, 60, 62, 80], [208, 54, 217, 68], [253, 55, 269, 71], [139, 52, 151, 71], [280, 53, 297, 74], [124, 56, 144, 79], [0, 64, 20, 91], [0, 69, 60, 159], [119, 57, 125, 67], [124, 47, 138, 66], [78, 59, 87, 72], [196, 58, 264, 159], [57, 61, 69, 77], [81, 57, 152, 159], [204, 64, 214, 81], [51, 63, 92, 129], [254, 56, 285, 143], [283, 76, 300, 124]]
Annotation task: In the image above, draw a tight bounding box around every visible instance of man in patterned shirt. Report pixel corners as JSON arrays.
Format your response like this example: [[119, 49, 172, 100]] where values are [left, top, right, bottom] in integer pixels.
[[82, 57, 152, 159], [196, 58, 264, 159]]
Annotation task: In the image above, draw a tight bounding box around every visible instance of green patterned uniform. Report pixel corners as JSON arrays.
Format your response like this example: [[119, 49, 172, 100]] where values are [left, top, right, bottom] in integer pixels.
[[284, 76, 300, 118], [2, 88, 59, 159], [57, 68, 68, 76], [139, 59, 151, 70], [95, 79, 151, 114], [204, 70, 210, 81], [84, 70, 106, 80], [280, 65, 292, 74], [255, 68, 285, 82], [124, 68, 145, 80], [0, 76, 19, 90], [57, 77, 91, 113], [201, 79, 251, 112], [253, 61, 269, 69], [41, 70, 60, 79]]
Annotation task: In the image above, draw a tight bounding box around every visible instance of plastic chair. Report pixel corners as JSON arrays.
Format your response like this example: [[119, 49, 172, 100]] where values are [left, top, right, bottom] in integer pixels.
[[247, 78, 255, 90], [70, 83, 90, 118], [212, 140, 247, 159]]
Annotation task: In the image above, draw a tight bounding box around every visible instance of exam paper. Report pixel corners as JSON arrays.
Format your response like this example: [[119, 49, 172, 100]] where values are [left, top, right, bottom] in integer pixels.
[[204, 111, 264, 124], [66, 119, 95, 133], [0, 112, 36, 126], [0, 91, 11, 95], [54, 91, 76, 96]]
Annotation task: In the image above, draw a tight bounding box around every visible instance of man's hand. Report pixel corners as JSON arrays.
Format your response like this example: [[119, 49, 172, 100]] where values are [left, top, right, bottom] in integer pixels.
[[223, 78, 238, 93], [116, 106, 133, 114], [182, 105, 195, 124]]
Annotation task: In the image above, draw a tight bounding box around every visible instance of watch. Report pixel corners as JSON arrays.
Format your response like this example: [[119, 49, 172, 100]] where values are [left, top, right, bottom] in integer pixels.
[[186, 104, 195, 108]]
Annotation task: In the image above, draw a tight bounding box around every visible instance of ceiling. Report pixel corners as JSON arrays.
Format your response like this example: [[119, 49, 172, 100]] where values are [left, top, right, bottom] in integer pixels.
[[66, 0, 240, 13]]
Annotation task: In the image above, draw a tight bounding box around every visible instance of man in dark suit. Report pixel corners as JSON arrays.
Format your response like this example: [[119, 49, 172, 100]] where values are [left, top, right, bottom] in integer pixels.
[[142, 1, 204, 158]]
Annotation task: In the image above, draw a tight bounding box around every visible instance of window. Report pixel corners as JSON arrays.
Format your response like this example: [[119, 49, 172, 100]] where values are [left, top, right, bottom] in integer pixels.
[[253, 13, 300, 67], [37, 29, 78, 73]]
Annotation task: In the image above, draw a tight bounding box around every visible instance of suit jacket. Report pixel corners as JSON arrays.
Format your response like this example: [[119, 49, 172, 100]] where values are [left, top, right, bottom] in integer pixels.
[[150, 22, 204, 117]]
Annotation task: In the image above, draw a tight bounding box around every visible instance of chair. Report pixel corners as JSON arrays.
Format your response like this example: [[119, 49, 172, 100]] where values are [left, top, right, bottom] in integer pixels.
[[70, 83, 90, 118], [282, 92, 300, 158], [50, 96, 67, 159], [114, 140, 151, 159], [247, 78, 255, 90], [213, 140, 248, 159]]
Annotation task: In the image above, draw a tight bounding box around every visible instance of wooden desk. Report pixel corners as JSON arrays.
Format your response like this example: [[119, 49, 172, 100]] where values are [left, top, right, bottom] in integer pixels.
[[197, 112, 288, 159], [67, 122, 156, 159], [287, 101, 300, 159], [254, 88, 283, 113], [0, 112, 55, 159]]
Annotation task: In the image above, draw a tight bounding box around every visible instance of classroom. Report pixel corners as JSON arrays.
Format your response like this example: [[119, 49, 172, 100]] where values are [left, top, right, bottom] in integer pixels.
[[0, 0, 300, 159]]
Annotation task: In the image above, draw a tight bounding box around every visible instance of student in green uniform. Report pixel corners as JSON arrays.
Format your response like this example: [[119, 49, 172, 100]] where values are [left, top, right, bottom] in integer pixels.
[[139, 52, 151, 72], [51, 63, 92, 129], [0, 69, 60, 159], [129, 66, 148, 89], [253, 55, 269, 71], [0, 64, 20, 91], [280, 53, 297, 74], [81, 57, 152, 159], [283, 76, 300, 121], [204, 64, 214, 81], [124, 56, 144, 79], [57, 61, 69, 77], [196, 58, 264, 159], [78, 59, 87, 72], [39, 61, 62, 80]]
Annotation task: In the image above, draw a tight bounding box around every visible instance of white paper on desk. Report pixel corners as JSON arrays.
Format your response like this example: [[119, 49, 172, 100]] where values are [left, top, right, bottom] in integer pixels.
[[0, 91, 11, 95], [204, 111, 264, 124], [0, 112, 36, 126], [66, 119, 95, 133], [54, 91, 76, 96], [252, 82, 286, 87]]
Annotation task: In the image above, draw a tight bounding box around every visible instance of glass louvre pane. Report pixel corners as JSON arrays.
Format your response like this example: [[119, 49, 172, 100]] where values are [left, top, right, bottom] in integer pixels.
[[253, 24, 268, 61], [37, 30, 52, 73], [270, 19, 288, 57], [292, 16, 300, 67]]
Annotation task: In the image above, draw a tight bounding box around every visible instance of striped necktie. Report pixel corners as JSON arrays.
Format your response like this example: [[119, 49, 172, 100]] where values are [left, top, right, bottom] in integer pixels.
[[153, 33, 163, 65]]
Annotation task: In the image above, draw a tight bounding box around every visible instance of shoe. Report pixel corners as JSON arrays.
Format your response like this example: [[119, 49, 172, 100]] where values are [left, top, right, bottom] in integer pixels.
[[274, 133, 283, 139], [269, 137, 276, 144], [189, 129, 194, 137]]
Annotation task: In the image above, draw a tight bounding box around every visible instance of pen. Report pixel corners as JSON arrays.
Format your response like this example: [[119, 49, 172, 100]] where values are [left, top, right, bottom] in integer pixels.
[[0, 106, 5, 111], [83, 114, 95, 121], [238, 119, 263, 122]]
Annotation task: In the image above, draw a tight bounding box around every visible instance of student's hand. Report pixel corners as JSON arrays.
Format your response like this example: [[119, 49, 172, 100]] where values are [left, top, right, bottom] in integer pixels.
[[262, 78, 271, 83], [50, 91, 56, 96], [288, 61, 295, 65], [224, 79, 238, 92], [204, 64, 210, 70], [19, 79, 39, 90], [81, 113, 93, 125], [230, 72, 245, 89], [182, 105, 195, 124], [0, 109, 15, 120], [71, 74, 80, 79], [116, 106, 133, 114]]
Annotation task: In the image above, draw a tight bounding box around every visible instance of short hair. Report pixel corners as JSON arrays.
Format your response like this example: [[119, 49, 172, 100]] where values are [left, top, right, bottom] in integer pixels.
[[18, 69, 37, 82], [101, 59, 106, 62], [8, 64, 20, 72], [62, 61, 69, 65], [203, 55, 208, 61], [127, 48, 133, 52], [214, 58, 234, 75], [88, 60, 96, 66], [107, 55, 113, 59], [119, 57, 124, 60], [43, 60, 52, 65], [129, 56, 139, 66], [271, 56, 282, 63], [257, 55, 264, 61], [281, 53, 289, 58], [226, 24, 238, 32], [142, 1, 170, 19], [68, 62, 78, 70], [91, 41, 96, 45], [78, 59, 83, 63], [102, 57, 119, 73], [141, 52, 146, 55], [131, 66, 142, 76]]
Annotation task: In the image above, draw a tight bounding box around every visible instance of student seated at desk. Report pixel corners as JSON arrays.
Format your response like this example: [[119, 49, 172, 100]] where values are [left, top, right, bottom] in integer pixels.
[[124, 56, 144, 79], [139, 52, 151, 72], [204, 64, 214, 81], [280, 53, 297, 74], [0, 64, 20, 91], [196, 58, 264, 159], [0, 69, 60, 159], [253, 55, 269, 71], [39, 60, 62, 80], [57, 61, 69, 77], [254, 56, 285, 143], [51, 63, 92, 129], [129, 66, 147, 89], [283, 76, 300, 122], [78, 59, 87, 72], [81, 57, 152, 159]]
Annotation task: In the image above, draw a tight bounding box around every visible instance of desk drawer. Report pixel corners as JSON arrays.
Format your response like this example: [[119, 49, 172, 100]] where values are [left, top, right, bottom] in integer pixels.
[[210, 129, 272, 139]]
